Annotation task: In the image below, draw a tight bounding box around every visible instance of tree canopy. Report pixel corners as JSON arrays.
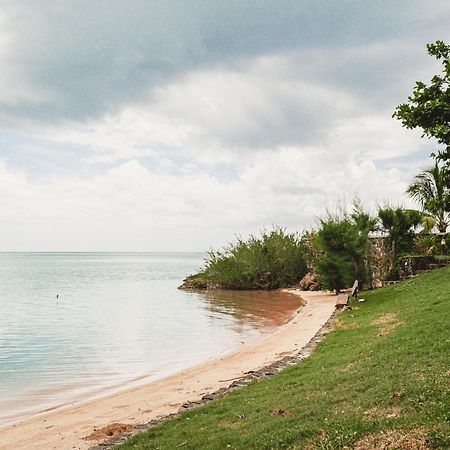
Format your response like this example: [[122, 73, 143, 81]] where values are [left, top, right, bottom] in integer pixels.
[[407, 163, 449, 233], [393, 41, 450, 163], [378, 206, 423, 256], [315, 206, 374, 294]]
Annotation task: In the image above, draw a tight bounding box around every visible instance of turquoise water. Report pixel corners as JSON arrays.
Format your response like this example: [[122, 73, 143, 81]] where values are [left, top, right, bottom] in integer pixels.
[[0, 253, 300, 426]]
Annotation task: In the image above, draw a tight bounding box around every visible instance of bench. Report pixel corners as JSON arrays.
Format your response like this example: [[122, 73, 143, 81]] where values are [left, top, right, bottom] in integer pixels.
[[335, 280, 358, 308], [335, 293, 349, 308]]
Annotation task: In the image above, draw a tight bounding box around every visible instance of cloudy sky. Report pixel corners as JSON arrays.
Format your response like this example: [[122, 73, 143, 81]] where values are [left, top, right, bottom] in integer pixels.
[[0, 1, 449, 251]]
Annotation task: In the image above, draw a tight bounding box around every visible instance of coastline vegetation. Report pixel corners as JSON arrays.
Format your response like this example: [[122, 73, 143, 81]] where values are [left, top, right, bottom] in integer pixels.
[[314, 203, 375, 294], [407, 163, 449, 234], [118, 267, 450, 450], [180, 227, 307, 290], [182, 40, 450, 292]]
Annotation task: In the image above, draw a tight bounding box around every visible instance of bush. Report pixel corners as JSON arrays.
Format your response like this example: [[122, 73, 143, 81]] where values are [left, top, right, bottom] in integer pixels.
[[180, 227, 307, 290], [378, 206, 422, 255], [315, 208, 374, 294], [378, 206, 423, 279]]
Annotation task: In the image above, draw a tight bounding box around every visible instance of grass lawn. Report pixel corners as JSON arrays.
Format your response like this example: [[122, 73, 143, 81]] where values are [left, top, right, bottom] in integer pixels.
[[117, 268, 450, 449]]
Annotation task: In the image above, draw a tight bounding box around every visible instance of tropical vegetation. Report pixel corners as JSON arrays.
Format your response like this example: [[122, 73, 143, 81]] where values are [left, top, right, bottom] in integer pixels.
[[393, 40, 450, 166], [180, 40, 450, 292], [181, 227, 307, 290], [377, 206, 423, 255], [407, 163, 449, 233], [394, 39, 450, 241], [314, 203, 375, 294]]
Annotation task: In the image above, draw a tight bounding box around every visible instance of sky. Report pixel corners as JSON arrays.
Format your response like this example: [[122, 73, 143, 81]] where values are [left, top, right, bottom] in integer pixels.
[[0, 1, 449, 251]]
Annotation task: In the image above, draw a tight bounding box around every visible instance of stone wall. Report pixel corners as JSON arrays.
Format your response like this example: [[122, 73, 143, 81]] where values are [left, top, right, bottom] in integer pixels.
[[367, 236, 393, 282], [398, 255, 448, 278], [367, 237, 449, 282]]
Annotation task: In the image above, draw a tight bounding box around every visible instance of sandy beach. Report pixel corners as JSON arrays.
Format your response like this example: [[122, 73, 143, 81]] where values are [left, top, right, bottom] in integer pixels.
[[0, 290, 336, 450]]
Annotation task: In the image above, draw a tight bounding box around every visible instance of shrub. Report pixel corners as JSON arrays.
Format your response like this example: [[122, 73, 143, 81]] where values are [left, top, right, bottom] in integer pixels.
[[315, 206, 374, 294], [377, 206, 424, 279], [378, 206, 423, 256], [180, 227, 307, 290]]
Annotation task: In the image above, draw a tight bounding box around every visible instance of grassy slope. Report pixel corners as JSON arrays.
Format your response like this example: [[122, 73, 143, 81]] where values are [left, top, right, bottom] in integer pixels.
[[118, 268, 450, 449]]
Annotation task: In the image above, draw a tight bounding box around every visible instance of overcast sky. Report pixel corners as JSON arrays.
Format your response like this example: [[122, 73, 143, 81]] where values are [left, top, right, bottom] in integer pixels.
[[0, 1, 449, 251]]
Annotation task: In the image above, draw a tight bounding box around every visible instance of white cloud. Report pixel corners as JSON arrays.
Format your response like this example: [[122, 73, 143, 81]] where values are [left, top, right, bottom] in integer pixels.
[[0, 23, 440, 251], [0, 139, 419, 251], [33, 52, 426, 168], [83, 147, 158, 164], [330, 115, 425, 161]]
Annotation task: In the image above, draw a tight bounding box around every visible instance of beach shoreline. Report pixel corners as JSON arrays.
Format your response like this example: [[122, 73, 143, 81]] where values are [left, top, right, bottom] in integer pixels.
[[0, 290, 337, 450]]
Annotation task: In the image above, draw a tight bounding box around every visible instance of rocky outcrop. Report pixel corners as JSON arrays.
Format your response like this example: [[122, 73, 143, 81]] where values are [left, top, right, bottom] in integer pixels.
[[372, 278, 383, 289], [178, 273, 220, 290], [178, 276, 208, 290], [299, 272, 320, 291]]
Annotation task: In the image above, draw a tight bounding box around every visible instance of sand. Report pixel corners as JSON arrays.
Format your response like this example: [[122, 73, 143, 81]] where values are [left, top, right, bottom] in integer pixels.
[[0, 290, 337, 450]]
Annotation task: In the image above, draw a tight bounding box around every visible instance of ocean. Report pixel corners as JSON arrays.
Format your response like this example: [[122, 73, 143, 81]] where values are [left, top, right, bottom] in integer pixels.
[[0, 252, 300, 426]]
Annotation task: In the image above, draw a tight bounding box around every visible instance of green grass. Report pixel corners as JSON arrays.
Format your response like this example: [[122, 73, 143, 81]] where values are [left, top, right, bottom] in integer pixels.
[[118, 268, 450, 449]]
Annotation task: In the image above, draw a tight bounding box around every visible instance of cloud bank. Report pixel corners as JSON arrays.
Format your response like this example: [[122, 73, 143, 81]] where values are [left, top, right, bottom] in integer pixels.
[[0, 1, 449, 250]]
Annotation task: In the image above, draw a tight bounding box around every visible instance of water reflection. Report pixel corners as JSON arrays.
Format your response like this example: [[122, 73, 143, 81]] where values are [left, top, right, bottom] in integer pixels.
[[194, 289, 303, 330]]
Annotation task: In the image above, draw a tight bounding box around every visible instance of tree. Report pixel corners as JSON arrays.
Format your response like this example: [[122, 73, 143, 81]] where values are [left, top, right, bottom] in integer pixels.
[[393, 41, 450, 163], [407, 163, 449, 233], [378, 206, 422, 254], [350, 198, 378, 235], [315, 207, 373, 294], [421, 215, 436, 234], [378, 206, 423, 280]]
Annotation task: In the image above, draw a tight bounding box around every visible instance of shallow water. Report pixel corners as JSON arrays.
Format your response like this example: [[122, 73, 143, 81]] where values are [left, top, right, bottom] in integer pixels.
[[0, 252, 301, 426]]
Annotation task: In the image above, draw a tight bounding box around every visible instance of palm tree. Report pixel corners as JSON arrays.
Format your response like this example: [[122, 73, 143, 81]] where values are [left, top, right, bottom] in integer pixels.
[[407, 163, 449, 233]]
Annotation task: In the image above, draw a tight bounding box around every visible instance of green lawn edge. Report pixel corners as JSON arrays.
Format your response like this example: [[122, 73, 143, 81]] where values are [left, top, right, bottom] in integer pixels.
[[116, 268, 450, 449]]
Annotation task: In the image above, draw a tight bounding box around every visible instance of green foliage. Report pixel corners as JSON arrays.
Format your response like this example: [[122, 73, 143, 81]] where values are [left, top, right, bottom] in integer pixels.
[[299, 229, 318, 269], [350, 198, 378, 235], [407, 163, 449, 232], [393, 40, 450, 162], [315, 204, 374, 293], [377, 206, 423, 280], [421, 215, 436, 233], [378, 206, 423, 255], [414, 233, 436, 256], [315, 251, 356, 294], [118, 268, 450, 450], [182, 227, 307, 290]]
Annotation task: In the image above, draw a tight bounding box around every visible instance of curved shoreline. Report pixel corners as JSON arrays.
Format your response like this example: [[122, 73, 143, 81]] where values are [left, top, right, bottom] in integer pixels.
[[0, 290, 337, 450]]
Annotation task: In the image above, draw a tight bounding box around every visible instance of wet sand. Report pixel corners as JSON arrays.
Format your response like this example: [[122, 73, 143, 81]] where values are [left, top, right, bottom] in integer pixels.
[[0, 290, 337, 450]]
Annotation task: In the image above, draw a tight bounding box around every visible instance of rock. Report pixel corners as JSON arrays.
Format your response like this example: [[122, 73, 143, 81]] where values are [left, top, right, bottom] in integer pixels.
[[299, 272, 319, 290], [309, 282, 320, 291], [372, 278, 383, 289], [178, 273, 220, 290]]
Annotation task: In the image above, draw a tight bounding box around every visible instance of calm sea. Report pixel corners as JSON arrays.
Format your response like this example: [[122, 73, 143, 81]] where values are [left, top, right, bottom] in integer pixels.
[[0, 252, 300, 426]]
